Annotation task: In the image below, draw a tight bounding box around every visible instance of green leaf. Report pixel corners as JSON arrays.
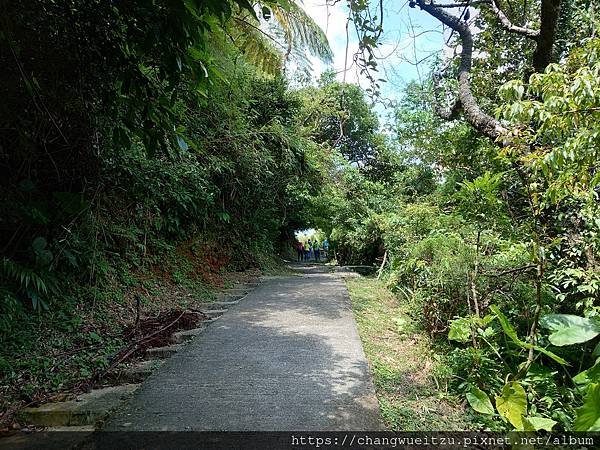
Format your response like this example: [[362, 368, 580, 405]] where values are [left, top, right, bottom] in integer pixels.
[[573, 383, 600, 431], [594, 342, 600, 358], [495, 381, 527, 429], [540, 314, 600, 346], [490, 305, 520, 343], [574, 369, 590, 386], [588, 358, 600, 381], [88, 332, 102, 343], [448, 317, 471, 343], [466, 386, 494, 415], [31, 237, 47, 252], [534, 345, 569, 366], [491, 306, 568, 365], [574, 359, 600, 388], [523, 416, 557, 431]]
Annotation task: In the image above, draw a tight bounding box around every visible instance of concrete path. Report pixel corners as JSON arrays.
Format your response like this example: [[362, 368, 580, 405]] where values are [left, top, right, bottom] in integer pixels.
[[105, 264, 382, 431]]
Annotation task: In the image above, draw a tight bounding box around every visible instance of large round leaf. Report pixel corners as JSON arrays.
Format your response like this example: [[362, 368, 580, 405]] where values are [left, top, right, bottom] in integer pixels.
[[466, 386, 494, 415], [523, 416, 557, 431], [540, 314, 600, 346], [574, 383, 600, 431], [495, 381, 527, 429]]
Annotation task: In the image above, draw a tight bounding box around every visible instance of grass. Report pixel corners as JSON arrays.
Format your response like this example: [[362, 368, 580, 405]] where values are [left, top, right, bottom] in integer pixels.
[[345, 275, 474, 431]]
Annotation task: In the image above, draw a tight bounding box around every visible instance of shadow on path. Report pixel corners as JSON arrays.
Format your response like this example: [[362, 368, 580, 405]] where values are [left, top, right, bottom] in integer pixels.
[[105, 265, 382, 431]]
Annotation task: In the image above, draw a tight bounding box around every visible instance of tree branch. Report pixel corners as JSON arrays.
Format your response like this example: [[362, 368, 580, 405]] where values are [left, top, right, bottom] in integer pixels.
[[434, 0, 540, 39], [434, 1, 490, 6], [417, 0, 561, 140], [416, 1, 508, 140], [488, 0, 540, 38], [532, 0, 561, 72]]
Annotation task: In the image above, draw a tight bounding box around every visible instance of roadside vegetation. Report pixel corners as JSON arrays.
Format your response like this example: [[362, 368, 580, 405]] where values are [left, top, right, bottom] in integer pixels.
[[2, 0, 599, 433], [0, 0, 332, 426], [329, 0, 600, 433], [347, 276, 473, 431]]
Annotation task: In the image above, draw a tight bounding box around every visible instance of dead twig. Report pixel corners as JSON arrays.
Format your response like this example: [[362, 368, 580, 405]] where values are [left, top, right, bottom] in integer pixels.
[[93, 309, 190, 384]]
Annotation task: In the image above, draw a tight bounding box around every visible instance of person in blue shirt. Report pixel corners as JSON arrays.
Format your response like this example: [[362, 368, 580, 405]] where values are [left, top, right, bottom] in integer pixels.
[[322, 239, 329, 260]]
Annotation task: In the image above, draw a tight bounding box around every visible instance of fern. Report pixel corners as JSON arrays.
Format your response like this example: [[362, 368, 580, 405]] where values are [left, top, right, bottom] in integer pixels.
[[230, 1, 332, 76], [1, 258, 57, 311], [270, 1, 333, 63], [233, 19, 284, 75]]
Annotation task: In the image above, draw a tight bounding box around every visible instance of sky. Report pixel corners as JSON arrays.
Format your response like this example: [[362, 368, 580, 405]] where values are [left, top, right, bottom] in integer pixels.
[[300, 0, 447, 120]]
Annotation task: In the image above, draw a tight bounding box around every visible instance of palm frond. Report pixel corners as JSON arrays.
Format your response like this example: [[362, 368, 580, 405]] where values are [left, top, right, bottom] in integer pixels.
[[232, 17, 284, 75], [227, 1, 332, 76], [270, 1, 333, 64]]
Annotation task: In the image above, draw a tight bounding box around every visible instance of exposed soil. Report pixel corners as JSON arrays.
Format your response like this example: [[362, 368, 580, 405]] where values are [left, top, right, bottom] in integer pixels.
[[0, 244, 264, 431], [124, 309, 207, 351]]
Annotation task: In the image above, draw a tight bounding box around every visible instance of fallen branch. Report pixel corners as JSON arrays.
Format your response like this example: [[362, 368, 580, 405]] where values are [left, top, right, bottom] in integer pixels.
[[93, 309, 191, 384]]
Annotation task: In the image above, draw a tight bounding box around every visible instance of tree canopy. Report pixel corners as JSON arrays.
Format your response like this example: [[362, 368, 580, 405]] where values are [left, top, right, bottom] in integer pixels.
[[1, 0, 600, 433]]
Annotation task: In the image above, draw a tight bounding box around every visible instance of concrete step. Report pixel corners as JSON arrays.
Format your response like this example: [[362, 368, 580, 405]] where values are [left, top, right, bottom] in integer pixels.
[[199, 309, 227, 319], [196, 301, 238, 310], [46, 425, 96, 431], [21, 385, 139, 427], [106, 359, 163, 384], [171, 326, 208, 344], [216, 292, 245, 302], [226, 288, 250, 294], [144, 343, 185, 359]]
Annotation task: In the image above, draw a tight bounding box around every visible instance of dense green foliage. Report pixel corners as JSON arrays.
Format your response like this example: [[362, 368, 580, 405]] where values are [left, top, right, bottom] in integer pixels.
[[319, 1, 600, 432], [1, 0, 599, 433], [0, 0, 330, 414]]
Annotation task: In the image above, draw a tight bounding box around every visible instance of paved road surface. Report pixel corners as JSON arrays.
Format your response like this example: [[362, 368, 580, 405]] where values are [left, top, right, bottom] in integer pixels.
[[105, 264, 382, 430]]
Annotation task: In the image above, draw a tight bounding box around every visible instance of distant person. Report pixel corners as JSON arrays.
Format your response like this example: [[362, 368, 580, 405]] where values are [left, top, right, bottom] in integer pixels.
[[303, 240, 310, 261], [296, 241, 303, 262], [313, 240, 320, 262], [322, 238, 329, 259]]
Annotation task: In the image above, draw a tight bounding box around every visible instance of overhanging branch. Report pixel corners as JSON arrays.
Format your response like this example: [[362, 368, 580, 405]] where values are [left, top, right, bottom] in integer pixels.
[[417, 0, 508, 140], [489, 0, 540, 38], [434, 0, 540, 39]]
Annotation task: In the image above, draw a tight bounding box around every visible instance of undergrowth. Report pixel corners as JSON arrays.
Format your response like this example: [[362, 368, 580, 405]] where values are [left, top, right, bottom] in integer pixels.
[[0, 237, 271, 428], [346, 275, 476, 431]]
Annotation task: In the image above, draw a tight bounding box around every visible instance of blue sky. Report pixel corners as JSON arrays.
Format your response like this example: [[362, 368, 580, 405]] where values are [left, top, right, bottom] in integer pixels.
[[303, 0, 446, 117]]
